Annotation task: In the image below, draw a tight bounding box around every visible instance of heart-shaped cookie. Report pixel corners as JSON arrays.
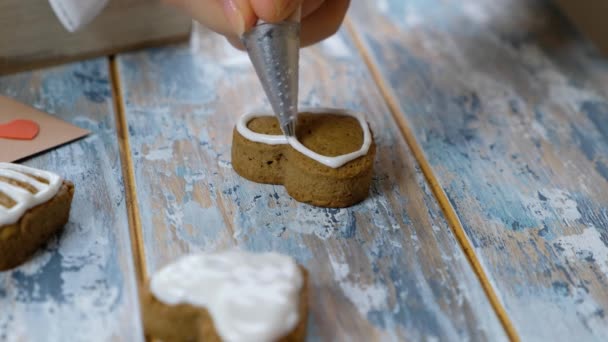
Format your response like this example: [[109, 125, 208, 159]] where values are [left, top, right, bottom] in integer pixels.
[[0, 119, 39, 140], [231, 108, 376, 208], [143, 250, 309, 342]]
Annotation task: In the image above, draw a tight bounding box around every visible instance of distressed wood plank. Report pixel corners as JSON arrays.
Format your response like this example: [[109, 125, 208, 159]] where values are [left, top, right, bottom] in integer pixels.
[[0, 0, 190, 75], [349, 0, 608, 340], [0, 59, 142, 341], [116, 28, 508, 340]]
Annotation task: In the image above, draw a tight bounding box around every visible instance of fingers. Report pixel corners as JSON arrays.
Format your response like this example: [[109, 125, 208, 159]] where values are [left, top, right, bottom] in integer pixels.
[[164, 0, 349, 49], [224, 0, 308, 50], [249, 0, 304, 23], [300, 0, 350, 47], [223, 0, 257, 35], [245, 0, 349, 47], [301, 0, 324, 17]]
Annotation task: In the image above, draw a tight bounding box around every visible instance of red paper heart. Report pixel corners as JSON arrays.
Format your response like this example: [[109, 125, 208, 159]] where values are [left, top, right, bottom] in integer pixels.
[[0, 119, 40, 140]]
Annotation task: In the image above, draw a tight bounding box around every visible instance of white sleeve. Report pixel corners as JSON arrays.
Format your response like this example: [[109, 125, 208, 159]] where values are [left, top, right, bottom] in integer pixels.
[[48, 0, 109, 32]]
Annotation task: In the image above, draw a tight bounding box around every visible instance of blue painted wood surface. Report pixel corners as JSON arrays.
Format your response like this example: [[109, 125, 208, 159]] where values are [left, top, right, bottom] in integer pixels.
[[350, 0, 608, 340], [0, 59, 142, 341], [115, 26, 507, 340]]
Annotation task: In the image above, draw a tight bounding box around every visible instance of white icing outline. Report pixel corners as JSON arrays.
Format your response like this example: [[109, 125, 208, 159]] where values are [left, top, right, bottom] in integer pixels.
[[236, 111, 289, 145], [236, 107, 372, 168], [0, 163, 62, 226]]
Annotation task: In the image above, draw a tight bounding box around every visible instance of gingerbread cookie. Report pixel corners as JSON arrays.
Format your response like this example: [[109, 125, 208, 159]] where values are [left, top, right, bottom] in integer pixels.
[[231, 108, 376, 208], [0, 162, 74, 271], [142, 250, 308, 342]]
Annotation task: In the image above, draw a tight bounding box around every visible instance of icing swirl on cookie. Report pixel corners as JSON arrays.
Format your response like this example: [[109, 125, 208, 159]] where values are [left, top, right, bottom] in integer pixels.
[[0, 163, 62, 226], [236, 108, 372, 168], [150, 250, 303, 342]]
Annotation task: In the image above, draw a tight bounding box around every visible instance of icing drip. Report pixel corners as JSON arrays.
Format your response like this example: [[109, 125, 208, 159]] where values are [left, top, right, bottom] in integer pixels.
[[236, 108, 372, 168], [0, 163, 62, 226], [150, 250, 303, 342]]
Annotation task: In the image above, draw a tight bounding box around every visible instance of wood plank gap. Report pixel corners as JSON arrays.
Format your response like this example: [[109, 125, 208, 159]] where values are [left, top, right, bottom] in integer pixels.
[[344, 18, 520, 342], [109, 55, 149, 285]]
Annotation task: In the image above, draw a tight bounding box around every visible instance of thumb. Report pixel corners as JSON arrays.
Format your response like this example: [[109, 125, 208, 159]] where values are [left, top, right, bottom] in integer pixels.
[[249, 0, 303, 23], [221, 0, 257, 35]]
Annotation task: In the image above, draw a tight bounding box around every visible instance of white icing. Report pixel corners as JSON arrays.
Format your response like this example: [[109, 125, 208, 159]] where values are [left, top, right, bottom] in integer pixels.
[[150, 250, 303, 342], [0, 163, 62, 226], [236, 111, 289, 145], [235, 107, 372, 168]]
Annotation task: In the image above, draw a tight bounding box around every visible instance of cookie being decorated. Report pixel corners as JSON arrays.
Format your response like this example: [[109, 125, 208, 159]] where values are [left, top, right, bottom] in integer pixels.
[[0, 162, 74, 271], [231, 108, 376, 208], [142, 250, 308, 342]]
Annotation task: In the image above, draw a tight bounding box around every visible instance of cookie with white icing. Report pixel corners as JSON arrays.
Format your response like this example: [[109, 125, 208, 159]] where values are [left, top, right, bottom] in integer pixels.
[[232, 108, 376, 208], [0, 162, 74, 271], [142, 250, 308, 342]]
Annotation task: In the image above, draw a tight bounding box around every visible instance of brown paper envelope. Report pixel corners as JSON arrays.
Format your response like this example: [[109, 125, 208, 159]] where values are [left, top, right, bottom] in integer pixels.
[[0, 95, 90, 162]]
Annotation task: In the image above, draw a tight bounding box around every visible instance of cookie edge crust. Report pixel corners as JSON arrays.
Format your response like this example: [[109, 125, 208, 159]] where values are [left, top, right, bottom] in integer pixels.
[[0, 180, 75, 271]]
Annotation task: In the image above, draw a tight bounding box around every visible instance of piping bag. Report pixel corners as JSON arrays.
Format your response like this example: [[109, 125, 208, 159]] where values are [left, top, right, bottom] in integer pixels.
[[242, 7, 302, 137], [48, 0, 109, 32]]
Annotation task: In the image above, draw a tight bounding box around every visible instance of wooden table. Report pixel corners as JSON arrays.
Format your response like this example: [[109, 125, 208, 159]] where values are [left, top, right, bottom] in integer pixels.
[[1, 0, 607, 340]]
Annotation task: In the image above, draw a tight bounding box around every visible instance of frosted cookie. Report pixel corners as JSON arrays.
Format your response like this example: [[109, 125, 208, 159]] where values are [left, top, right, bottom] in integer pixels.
[[0, 162, 74, 271], [232, 108, 376, 208], [142, 250, 308, 342]]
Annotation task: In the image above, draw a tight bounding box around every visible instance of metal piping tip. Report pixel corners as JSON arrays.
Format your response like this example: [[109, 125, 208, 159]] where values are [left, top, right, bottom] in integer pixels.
[[242, 21, 300, 138], [282, 121, 296, 137]]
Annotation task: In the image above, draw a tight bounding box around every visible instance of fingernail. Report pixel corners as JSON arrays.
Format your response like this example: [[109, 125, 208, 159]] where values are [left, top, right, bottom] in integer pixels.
[[223, 0, 245, 36]]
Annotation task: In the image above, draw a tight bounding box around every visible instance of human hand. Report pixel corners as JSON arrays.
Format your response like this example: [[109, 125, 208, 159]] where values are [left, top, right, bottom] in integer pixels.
[[163, 0, 350, 49]]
